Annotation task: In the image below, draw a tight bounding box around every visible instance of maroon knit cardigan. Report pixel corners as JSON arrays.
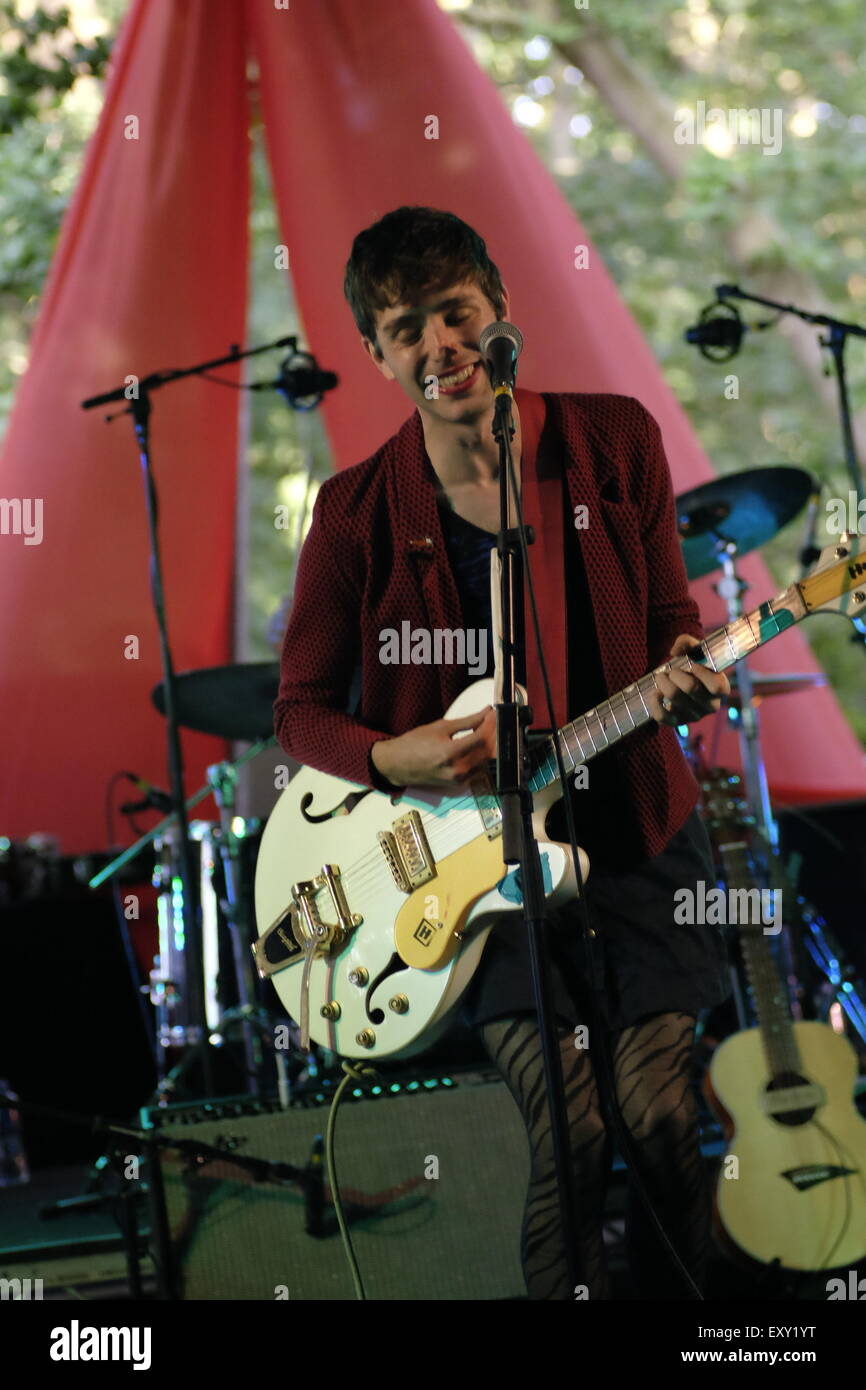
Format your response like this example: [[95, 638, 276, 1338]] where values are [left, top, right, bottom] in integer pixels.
[[274, 391, 704, 861]]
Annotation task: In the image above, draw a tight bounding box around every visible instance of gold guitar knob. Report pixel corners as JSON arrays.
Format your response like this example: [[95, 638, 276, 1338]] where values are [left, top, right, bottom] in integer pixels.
[[320, 1002, 341, 1020], [347, 967, 368, 987], [388, 995, 409, 1014], [355, 1029, 376, 1049]]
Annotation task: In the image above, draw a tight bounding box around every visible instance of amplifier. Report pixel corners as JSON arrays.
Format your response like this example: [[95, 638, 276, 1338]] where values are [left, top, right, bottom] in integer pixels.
[[143, 1069, 529, 1300]]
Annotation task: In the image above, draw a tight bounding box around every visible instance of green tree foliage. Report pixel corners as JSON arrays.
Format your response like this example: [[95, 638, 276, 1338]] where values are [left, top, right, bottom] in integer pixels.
[[0, 2, 117, 418], [0, 2, 111, 132]]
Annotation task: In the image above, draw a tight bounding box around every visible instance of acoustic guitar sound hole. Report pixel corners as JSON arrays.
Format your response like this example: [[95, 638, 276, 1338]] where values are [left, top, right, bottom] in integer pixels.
[[766, 1070, 817, 1127]]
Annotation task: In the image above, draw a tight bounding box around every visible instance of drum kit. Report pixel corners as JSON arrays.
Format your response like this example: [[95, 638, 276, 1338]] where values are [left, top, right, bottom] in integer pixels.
[[88, 463, 866, 1099]]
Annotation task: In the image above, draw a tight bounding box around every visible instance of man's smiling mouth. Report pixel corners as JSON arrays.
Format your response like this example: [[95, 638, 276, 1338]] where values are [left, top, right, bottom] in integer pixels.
[[434, 361, 482, 392]]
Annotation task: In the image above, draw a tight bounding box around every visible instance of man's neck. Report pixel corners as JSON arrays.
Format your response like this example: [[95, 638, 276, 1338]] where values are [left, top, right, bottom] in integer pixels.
[[420, 400, 523, 492]]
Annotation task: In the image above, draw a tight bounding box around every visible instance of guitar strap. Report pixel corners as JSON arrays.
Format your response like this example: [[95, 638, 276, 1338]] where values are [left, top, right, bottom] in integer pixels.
[[490, 389, 567, 730]]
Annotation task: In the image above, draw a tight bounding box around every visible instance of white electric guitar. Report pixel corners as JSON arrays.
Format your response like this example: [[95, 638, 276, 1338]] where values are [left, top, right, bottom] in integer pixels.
[[254, 532, 866, 1059]]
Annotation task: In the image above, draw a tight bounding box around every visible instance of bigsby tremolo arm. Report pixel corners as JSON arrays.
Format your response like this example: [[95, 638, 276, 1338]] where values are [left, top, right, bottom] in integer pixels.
[[252, 864, 363, 1047]]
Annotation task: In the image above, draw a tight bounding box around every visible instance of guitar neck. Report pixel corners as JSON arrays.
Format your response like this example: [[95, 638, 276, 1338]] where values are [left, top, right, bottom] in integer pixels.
[[530, 580, 806, 793], [719, 841, 801, 1075]]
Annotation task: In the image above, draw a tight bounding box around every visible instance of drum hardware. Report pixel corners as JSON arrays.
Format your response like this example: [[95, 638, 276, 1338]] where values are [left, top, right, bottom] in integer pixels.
[[678, 462, 866, 1046], [151, 663, 280, 743], [205, 759, 269, 1098], [147, 807, 301, 1104], [676, 469, 817, 861], [149, 820, 223, 1053], [723, 671, 827, 706], [90, 737, 319, 1105], [87, 737, 274, 893], [676, 466, 815, 581], [769, 852, 866, 1059]]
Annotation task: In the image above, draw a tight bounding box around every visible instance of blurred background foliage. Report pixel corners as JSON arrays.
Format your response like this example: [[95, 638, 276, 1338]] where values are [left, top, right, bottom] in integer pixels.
[[1, 0, 864, 741]]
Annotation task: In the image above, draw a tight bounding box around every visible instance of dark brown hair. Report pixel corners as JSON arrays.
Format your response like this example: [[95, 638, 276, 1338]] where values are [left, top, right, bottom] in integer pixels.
[[343, 206, 506, 350]]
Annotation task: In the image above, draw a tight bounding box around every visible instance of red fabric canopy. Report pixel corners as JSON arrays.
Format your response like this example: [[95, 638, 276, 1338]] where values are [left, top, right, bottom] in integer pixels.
[[0, 0, 862, 857], [0, 0, 249, 850]]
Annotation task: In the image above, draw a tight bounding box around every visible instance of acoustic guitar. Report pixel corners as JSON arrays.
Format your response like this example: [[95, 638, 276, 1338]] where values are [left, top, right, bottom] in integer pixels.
[[702, 770, 866, 1271]]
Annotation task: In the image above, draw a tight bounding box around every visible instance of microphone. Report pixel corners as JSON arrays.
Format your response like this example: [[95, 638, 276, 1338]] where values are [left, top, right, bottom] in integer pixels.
[[250, 350, 338, 410], [120, 772, 174, 815], [684, 302, 746, 361], [479, 321, 524, 396]]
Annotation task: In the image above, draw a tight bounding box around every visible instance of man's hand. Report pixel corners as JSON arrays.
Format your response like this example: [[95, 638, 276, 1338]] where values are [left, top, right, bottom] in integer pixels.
[[649, 634, 730, 727], [371, 706, 497, 790]]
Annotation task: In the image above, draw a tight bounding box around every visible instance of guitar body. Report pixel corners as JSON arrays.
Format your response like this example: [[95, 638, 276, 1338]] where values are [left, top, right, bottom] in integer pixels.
[[706, 1020, 866, 1270], [254, 679, 586, 1059]]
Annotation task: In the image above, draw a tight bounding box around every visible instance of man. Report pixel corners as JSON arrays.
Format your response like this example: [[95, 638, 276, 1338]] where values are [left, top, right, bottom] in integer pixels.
[[275, 206, 732, 1299]]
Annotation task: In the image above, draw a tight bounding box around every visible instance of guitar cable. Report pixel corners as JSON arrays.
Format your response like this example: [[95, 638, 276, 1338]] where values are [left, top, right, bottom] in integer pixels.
[[806, 1116, 866, 1271], [323, 1059, 379, 1300], [498, 417, 706, 1300]]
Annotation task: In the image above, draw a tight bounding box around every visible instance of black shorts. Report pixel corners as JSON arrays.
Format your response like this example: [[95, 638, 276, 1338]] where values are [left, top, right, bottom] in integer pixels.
[[458, 808, 732, 1035]]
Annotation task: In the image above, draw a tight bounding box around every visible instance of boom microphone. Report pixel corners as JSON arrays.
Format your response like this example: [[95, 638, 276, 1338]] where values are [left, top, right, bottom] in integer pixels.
[[120, 772, 174, 815], [249, 349, 338, 409], [684, 302, 747, 361]]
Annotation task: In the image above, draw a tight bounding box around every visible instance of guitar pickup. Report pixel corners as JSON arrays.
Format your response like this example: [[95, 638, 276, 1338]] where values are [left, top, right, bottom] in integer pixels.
[[377, 810, 435, 891]]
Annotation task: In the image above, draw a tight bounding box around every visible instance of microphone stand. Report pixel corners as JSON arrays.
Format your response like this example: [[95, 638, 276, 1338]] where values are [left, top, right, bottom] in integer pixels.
[[82, 336, 298, 1099], [714, 284, 866, 650], [491, 385, 580, 1292]]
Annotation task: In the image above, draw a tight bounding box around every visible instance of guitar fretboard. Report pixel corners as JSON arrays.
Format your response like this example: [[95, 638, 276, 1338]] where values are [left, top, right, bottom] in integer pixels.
[[719, 839, 801, 1077], [529, 590, 802, 792]]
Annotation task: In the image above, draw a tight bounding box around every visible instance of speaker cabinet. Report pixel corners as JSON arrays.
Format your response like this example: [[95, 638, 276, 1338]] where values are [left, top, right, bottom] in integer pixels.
[[144, 1070, 529, 1300]]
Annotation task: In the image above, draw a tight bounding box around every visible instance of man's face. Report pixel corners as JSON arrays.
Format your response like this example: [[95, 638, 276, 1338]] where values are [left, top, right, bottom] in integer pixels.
[[363, 279, 509, 424]]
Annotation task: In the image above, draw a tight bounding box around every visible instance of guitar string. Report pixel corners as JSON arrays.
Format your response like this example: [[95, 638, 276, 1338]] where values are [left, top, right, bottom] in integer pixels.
[[313, 647, 707, 898]]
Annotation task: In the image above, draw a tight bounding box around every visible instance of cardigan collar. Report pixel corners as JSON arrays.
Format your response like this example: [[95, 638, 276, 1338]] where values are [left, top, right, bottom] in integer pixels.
[[382, 389, 567, 553]]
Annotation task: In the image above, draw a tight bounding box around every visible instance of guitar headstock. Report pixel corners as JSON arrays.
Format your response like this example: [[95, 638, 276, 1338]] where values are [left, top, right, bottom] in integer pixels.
[[798, 530, 866, 619]]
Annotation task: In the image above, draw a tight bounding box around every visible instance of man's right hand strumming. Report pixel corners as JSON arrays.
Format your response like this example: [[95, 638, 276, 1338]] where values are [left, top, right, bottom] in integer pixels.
[[370, 706, 497, 790]]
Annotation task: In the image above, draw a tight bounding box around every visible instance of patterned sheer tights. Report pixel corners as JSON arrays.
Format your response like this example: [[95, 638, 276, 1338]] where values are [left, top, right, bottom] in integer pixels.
[[479, 1010, 709, 1300]]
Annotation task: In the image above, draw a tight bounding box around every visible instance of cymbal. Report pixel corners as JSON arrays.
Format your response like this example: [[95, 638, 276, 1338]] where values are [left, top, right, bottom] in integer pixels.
[[726, 672, 827, 707], [152, 663, 279, 741], [676, 467, 814, 579]]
